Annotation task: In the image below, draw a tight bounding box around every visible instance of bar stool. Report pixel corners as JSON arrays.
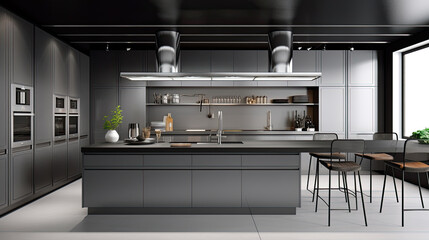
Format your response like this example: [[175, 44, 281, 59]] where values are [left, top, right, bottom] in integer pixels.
[[354, 132, 399, 203], [380, 139, 429, 226], [315, 139, 367, 226], [307, 133, 345, 195]]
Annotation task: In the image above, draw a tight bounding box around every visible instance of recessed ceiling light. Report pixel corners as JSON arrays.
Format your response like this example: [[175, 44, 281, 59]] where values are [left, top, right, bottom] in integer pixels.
[[323, 45, 326, 51], [350, 46, 355, 51], [298, 46, 302, 50], [307, 47, 312, 51], [126, 47, 131, 51], [106, 43, 109, 52]]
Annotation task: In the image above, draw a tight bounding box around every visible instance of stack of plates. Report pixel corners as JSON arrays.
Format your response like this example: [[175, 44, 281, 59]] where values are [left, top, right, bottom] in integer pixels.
[[292, 95, 309, 103], [151, 121, 165, 130], [271, 99, 289, 104]]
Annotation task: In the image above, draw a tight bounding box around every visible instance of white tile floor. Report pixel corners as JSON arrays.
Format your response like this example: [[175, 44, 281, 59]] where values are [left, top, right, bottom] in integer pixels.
[[1, 174, 429, 240]]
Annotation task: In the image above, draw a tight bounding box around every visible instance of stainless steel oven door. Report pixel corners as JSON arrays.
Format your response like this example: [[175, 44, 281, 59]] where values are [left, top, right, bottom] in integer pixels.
[[68, 97, 79, 114], [54, 114, 67, 141], [12, 112, 33, 148], [68, 115, 79, 138], [54, 95, 67, 114], [11, 84, 33, 112]]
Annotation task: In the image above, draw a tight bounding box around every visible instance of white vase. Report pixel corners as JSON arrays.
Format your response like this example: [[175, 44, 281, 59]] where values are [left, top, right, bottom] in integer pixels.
[[105, 130, 119, 143]]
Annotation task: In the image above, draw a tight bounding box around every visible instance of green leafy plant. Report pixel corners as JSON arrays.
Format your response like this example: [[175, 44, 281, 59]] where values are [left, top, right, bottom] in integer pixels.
[[411, 128, 429, 144], [103, 105, 123, 130]]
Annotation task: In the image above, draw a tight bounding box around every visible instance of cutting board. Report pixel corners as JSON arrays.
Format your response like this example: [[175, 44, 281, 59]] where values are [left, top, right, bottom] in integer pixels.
[[170, 143, 192, 147]]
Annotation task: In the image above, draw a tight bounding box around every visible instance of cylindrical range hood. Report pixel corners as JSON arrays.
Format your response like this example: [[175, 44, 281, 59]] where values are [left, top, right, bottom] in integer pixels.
[[155, 31, 180, 73], [269, 31, 293, 73]]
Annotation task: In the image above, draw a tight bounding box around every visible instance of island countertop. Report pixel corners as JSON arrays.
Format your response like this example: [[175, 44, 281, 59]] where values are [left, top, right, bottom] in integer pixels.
[[82, 140, 332, 154]]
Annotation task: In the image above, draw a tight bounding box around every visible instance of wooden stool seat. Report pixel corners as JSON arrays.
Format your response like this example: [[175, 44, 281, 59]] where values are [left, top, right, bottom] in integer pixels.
[[355, 153, 394, 161], [320, 160, 362, 172]]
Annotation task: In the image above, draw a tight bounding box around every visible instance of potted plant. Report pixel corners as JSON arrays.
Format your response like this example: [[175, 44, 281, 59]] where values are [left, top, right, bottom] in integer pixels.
[[103, 105, 123, 143], [411, 128, 429, 144]]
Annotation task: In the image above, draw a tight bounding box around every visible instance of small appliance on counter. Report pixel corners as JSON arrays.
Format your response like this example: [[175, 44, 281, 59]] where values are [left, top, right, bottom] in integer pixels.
[[128, 123, 140, 140]]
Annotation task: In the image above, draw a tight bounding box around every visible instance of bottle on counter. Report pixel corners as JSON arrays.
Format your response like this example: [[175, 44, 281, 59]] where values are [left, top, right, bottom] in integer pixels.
[[165, 113, 173, 131]]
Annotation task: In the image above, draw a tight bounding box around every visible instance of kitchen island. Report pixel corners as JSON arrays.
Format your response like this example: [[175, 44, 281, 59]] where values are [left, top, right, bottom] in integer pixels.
[[81, 140, 401, 215]]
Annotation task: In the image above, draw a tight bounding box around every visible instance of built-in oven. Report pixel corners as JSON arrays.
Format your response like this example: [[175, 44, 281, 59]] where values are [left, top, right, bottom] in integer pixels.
[[54, 114, 67, 141], [11, 84, 33, 112], [68, 97, 79, 139], [11, 112, 34, 148], [11, 84, 34, 149], [54, 95, 67, 114]]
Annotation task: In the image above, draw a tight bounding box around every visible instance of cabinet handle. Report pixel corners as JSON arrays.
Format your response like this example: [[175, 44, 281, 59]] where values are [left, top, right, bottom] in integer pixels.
[[54, 139, 66, 145], [12, 145, 32, 153], [80, 135, 89, 139], [36, 142, 51, 148], [69, 137, 79, 142], [0, 149, 6, 156]]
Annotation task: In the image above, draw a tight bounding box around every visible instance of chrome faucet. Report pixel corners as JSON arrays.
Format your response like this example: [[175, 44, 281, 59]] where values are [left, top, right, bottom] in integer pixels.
[[217, 111, 223, 144]]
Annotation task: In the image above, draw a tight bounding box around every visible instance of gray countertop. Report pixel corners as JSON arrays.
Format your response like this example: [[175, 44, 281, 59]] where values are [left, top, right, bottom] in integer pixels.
[[82, 140, 404, 154], [152, 130, 317, 135]]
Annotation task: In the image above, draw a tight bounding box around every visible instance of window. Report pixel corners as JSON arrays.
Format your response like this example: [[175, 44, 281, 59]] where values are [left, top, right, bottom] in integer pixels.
[[402, 46, 429, 137]]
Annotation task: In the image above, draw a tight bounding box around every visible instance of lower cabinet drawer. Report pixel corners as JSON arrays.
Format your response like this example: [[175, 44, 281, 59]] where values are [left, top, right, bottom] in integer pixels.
[[84, 155, 143, 168], [242, 170, 300, 207], [83, 170, 144, 207], [242, 155, 300, 168]]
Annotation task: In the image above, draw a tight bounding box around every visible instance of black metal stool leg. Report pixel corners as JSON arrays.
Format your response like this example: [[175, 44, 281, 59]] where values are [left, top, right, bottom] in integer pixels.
[[358, 171, 368, 226], [417, 173, 425, 208], [344, 171, 351, 212], [315, 160, 320, 212], [306, 156, 313, 192], [380, 165, 388, 213], [328, 169, 332, 227], [312, 158, 319, 202], [354, 172, 358, 210], [370, 160, 373, 203], [401, 171, 405, 227], [392, 166, 399, 203], [342, 171, 348, 203]]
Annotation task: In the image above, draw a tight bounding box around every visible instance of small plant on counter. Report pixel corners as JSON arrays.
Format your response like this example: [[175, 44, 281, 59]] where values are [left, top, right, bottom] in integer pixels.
[[411, 128, 429, 144], [103, 105, 123, 130]]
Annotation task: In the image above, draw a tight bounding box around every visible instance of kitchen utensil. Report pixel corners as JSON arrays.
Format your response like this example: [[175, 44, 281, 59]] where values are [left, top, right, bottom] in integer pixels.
[[124, 138, 156, 145], [128, 123, 140, 140], [170, 143, 192, 147], [153, 93, 162, 104], [207, 104, 214, 118]]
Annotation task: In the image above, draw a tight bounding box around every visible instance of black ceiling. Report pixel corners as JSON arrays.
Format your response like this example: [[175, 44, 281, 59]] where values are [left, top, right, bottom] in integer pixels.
[[2, 0, 429, 52]]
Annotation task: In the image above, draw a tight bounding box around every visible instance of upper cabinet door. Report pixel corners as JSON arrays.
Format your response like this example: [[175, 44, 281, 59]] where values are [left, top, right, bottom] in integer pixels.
[[68, 48, 80, 97], [233, 50, 258, 72], [34, 28, 54, 144], [348, 51, 377, 86], [180, 50, 211, 73], [348, 87, 377, 137], [211, 50, 233, 72], [320, 51, 346, 86], [90, 51, 118, 87], [319, 87, 346, 135], [53, 40, 68, 95], [118, 50, 147, 87], [0, 9, 7, 150], [10, 14, 33, 86], [290, 50, 320, 86]]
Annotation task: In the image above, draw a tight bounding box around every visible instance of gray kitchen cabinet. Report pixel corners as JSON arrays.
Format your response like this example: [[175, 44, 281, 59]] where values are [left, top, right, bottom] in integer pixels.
[[68, 48, 80, 97], [119, 50, 147, 87], [90, 51, 118, 87], [192, 155, 242, 207], [290, 50, 320, 86], [257, 50, 269, 72], [211, 50, 233, 72], [79, 53, 90, 136], [233, 50, 258, 72], [34, 28, 54, 144], [34, 144, 52, 192], [180, 50, 211, 73], [143, 170, 191, 207], [0, 155, 7, 209], [53, 39, 68, 95], [348, 87, 377, 138], [79, 136, 90, 169], [143, 155, 191, 207], [320, 51, 346, 86], [242, 170, 300, 207], [67, 138, 80, 178], [53, 142, 67, 184], [348, 51, 377, 86], [0, 8, 7, 151], [319, 87, 346, 135], [11, 149, 33, 203], [10, 14, 34, 86], [119, 87, 146, 138], [91, 88, 118, 143], [83, 170, 143, 207]]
